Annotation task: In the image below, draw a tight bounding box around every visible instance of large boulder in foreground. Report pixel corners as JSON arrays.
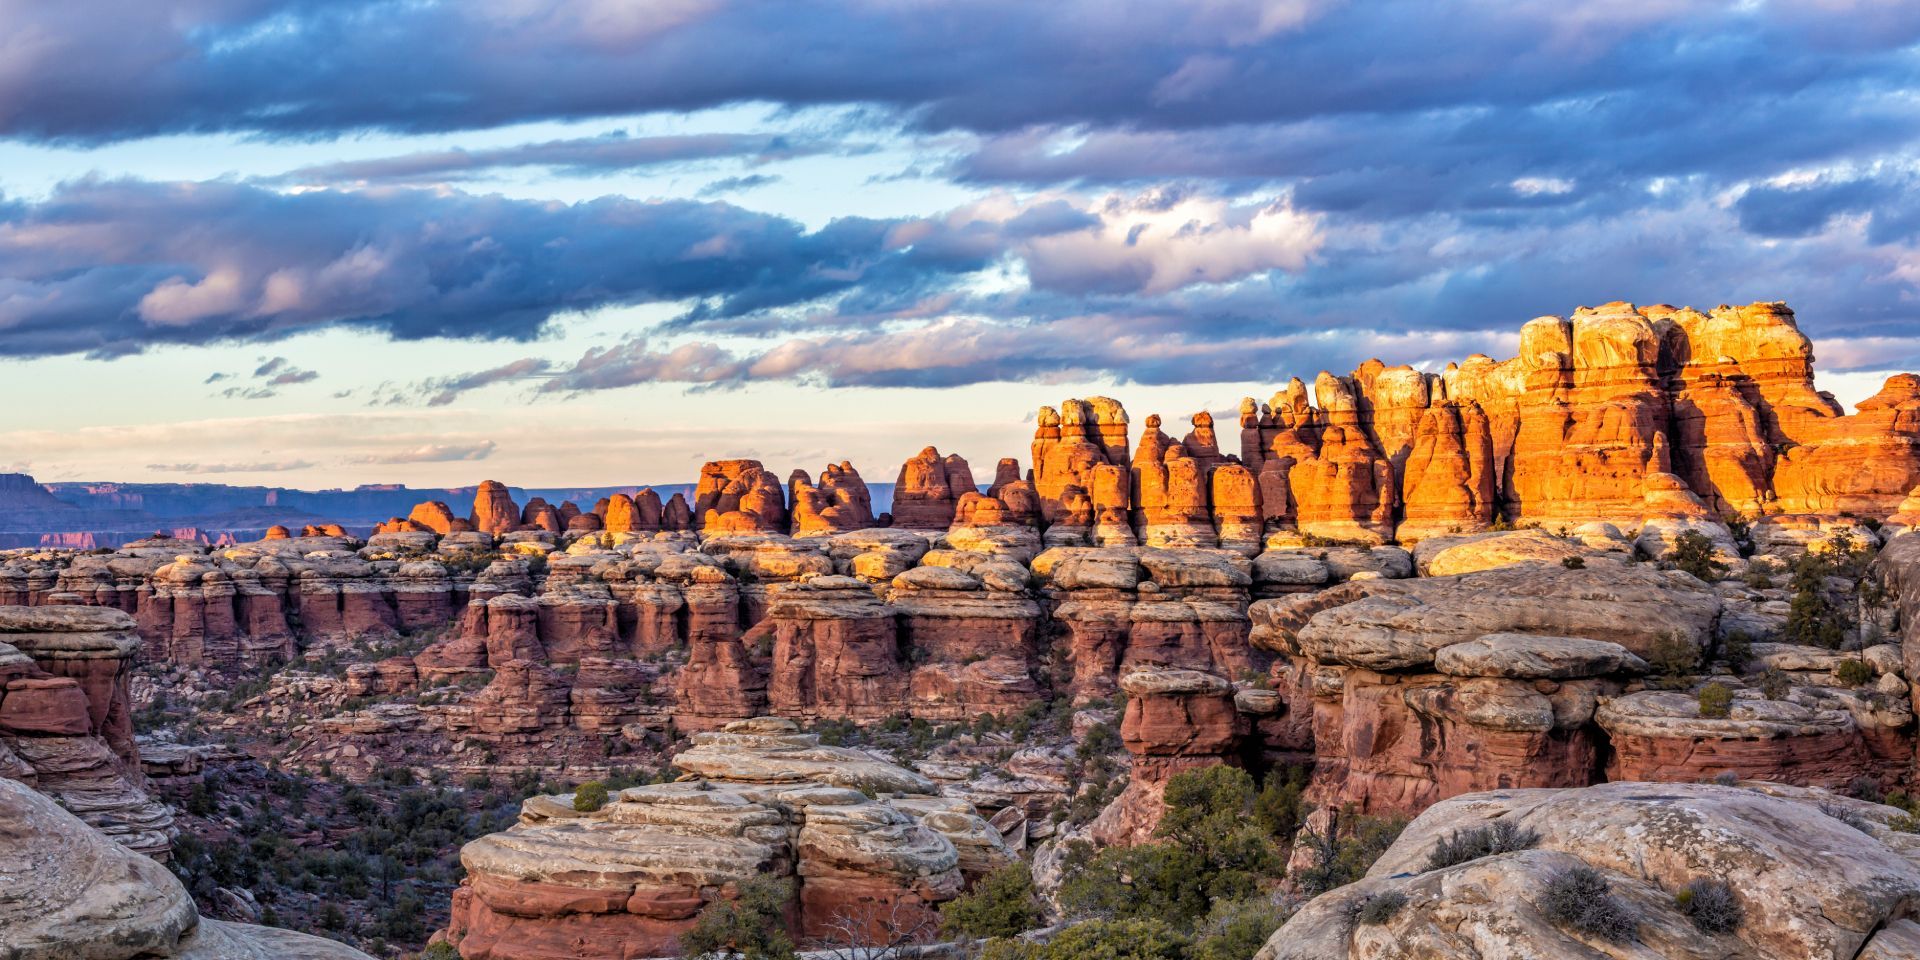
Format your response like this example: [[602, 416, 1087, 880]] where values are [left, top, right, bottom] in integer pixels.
[[0, 777, 369, 960], [1259, 780, 1920, 960]]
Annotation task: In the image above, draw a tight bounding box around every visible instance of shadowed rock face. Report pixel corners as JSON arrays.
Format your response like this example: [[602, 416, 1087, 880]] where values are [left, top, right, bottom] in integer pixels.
[[1258, 781, 1920, 960], [0, 777, 372, 960], [444, 718, 1007, 960]]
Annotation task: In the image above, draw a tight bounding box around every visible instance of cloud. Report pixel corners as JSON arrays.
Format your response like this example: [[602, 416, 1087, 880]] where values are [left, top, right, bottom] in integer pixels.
[[0, 178, 951, 358], [386, 357, 556, 406], [4, 1, 1916, 161], [270, 132, 842, 186], [0, 179, 1330, 361], [350, 440, 498, 464], [698, 174, 783, 197], [146, 459, 317, 474]]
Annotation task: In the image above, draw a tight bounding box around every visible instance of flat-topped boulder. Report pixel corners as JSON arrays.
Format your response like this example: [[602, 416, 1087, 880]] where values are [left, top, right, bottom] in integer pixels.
[[671, 717, 937, 795], [447, 724, 987, 959], [1263, 560, 1718, 671], [1433, 633, 1648, 679], [1593, 684, 1910, 789]]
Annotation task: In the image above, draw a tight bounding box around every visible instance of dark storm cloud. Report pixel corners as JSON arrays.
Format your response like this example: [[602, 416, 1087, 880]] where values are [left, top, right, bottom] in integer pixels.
[[0, 178, 975, 358], [7, 1, 1918, 143]]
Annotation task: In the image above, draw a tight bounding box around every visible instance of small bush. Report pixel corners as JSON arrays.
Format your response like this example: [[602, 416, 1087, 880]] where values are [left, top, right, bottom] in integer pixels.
[[678, 877, 796, 960], [1849, 775, 1886, 804], [1424, 819, 1540, 871], [1355, 889, 1408, 926], [980, 918, 1189, 960], [1696, 683, 1734, 720], [1821, 803, 1876, 834], [1189, 898, 1290, 960], [1290, 815, 1407, 898], [1670, 531, 1727, 582], [1720, 633, 1753, 672], [941, 863, 1042, 940], [1675, 878, 1742, 934], [1561, 556, 1586, 570], [1837, 658, 1875, 687], [1759, 668, 1791, 700], [1647, 633, 1701, 679], [1540, 865, 1637, 943], [572, 781, 609, 813]]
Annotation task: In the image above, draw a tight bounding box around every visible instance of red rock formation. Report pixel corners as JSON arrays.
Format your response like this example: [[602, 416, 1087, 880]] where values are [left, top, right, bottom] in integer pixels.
[[1032, 398, 1130, 530], [409, 500, 461, 534], [672, 567, 767, 731], [762, 576, 906, 722], [1091, 668, 1246, 846], [694, 461, 789, 533], [789, 462, 875, 536], [262, 525, 291, 540], [892, 447, 976, 530], [1397, 400, 1497, 541], [470, 481, 522, 536], [1132, 415, 1216, 548], [0, 606, 173, 858], [520, 497, 563, 533], [890, 561, 1042, 721]]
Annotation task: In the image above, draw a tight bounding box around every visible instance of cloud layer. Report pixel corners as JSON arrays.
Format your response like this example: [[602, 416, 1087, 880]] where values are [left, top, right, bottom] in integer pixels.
[[3, 0, 1920, 413]]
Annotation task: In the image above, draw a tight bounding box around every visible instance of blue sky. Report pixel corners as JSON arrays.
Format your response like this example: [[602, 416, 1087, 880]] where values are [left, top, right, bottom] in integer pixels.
[[2, 0, 1918, 487]]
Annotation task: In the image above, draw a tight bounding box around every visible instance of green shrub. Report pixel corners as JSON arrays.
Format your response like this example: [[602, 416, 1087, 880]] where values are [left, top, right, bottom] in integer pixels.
[[1189, 898, 1289, 960], [1355, 889, 1408, 925], [1424, 819, 1540, 871], [1560, 556, 1586, 569], [980, 919, 1189, 960], [1837, 658, 1874, 687], [1669, 531, 1726, 582], [678, 876, 796, 960], [420, 944, 462, 960], [1759, 668, 1791, 700], [571, 781, 609, 813], [1252, 765, 1310, 838], [1697, 683, 1734, 720], [1540, 865, 1636, 943], [1061, 767, 1285, 931], [1289, 815, 1407, 898], [1675, 878, 1742, 934], [1646, 634, 1701, 679], [1785, 549, 1853, 648], [941, 863, 1042, 940], [1720, 633, 1753, 672]]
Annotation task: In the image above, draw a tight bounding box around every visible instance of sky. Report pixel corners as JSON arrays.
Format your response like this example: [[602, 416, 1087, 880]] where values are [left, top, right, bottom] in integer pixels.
[[3, 0, 1920, 489]]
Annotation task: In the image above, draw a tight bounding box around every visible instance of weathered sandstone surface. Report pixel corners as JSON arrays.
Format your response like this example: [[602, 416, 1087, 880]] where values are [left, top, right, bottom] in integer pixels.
[[443, 718, 1008, 958], [1259, 780, 1920, 960], [0, 776, 371, 960]]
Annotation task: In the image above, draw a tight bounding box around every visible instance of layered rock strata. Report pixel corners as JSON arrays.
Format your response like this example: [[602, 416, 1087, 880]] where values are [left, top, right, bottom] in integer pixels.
[[443, 718, 1008, 958]]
